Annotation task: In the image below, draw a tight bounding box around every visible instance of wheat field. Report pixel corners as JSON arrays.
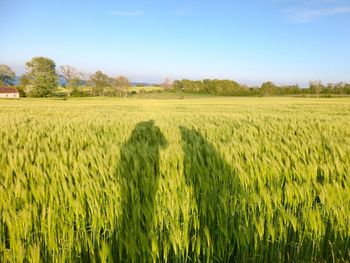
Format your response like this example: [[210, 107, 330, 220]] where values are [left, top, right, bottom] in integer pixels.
[[1, 97, 350, 262]]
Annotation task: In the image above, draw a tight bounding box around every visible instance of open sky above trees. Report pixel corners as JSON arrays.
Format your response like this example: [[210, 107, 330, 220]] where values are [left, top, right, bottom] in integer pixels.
[[1, 0, 350, 86]]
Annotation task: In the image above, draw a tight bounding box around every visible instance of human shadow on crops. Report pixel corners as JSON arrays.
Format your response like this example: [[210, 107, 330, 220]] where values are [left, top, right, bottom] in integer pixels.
[[113, 120, 168, 262], [179, 126, 244, 262], [180, 127, 350, 263]]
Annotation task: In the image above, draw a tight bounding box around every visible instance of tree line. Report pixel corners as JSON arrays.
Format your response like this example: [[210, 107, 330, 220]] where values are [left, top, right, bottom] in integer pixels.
[[172, 79, 350, 97], [0, 57, 131, 97], [1, 57, 350, 97]]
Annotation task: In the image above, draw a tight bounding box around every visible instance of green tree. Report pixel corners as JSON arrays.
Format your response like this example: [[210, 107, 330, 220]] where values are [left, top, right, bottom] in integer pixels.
[[0, 65, 16, 86], [113, 76, 130, 96], [172, 80, 184, 91], [90, 70, 111, 96], [16, 74, 32, 97], [25, 57, 58, 97], [260, 81, 276, 96]]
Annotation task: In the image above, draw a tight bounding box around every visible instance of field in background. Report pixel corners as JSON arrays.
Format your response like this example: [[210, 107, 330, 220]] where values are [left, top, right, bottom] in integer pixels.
[[54, 86, 165, 97], [1, 97, 350, 262]]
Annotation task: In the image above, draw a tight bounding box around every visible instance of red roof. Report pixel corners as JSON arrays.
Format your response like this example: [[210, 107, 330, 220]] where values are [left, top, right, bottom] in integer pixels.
[[0, 87, 19, 93]]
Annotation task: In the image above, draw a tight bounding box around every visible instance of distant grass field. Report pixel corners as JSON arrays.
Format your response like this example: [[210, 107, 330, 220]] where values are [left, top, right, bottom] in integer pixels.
[[128, 86, 164, 92], [1, 97, 350, 262], [55, 86, 165, 96]]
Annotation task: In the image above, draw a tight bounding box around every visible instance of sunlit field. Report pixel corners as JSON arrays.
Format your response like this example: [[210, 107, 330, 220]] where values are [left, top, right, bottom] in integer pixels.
[[1, 97, 350, 262]]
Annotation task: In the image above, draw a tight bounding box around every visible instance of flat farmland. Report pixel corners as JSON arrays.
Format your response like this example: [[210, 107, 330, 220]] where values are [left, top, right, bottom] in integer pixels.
[[1, 97, 350, 262]]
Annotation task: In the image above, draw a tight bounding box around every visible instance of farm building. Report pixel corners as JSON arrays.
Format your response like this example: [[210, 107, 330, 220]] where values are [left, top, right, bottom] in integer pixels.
[[0, 87, 19, 98]]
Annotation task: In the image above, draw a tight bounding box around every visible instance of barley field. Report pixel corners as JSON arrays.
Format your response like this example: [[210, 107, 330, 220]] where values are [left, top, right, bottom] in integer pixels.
[[1, 97, 350, 262]]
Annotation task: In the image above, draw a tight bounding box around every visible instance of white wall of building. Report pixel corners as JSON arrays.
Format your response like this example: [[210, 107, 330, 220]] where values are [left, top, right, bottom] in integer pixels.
[[0, 93, 19, 98]]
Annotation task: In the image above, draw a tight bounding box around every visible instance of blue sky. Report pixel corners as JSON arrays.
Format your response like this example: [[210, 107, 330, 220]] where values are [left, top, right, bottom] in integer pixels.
[[1, 0, 350, 85]]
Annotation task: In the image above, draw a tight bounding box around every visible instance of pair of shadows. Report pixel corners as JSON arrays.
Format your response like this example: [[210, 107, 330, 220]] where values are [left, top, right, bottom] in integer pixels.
[[111, 120, 349, 263], [114, 120, 241, 261]]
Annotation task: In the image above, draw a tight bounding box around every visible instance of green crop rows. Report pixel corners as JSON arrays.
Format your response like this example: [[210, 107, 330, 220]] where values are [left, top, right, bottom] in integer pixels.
[[1, 97, 350, 262]]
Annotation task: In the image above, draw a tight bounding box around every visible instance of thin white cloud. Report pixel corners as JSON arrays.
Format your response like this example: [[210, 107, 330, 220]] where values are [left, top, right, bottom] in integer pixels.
[[108, 11, 144, 17], [286, 6, 350, 22]]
